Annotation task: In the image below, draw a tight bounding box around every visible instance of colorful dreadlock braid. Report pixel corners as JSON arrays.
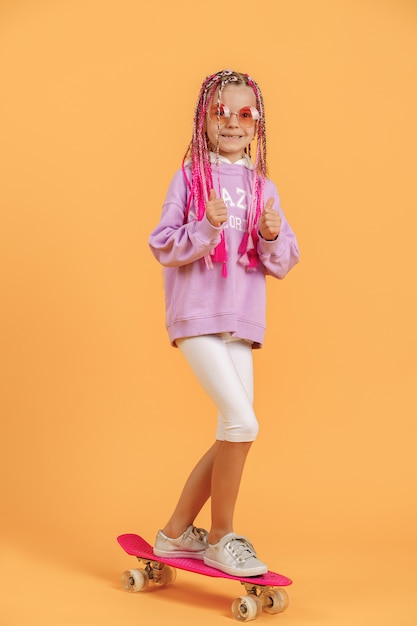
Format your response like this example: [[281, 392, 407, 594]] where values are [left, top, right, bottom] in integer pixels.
[[182, 70, 268, 276]]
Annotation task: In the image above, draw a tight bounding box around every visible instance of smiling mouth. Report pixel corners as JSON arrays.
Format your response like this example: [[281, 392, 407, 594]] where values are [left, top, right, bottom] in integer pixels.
[[221, 134, 243, 139]]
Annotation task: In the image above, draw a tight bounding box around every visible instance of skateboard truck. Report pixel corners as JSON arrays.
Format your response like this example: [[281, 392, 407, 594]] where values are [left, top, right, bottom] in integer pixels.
[[121, 557, 177, 591]]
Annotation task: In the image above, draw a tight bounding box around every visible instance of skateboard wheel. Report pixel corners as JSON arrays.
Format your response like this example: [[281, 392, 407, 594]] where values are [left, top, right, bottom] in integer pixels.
[[154, 565, 177, 586], [262, 588, 289, 614], [231, 595, 262, 621], [121, 568, 149, 592]]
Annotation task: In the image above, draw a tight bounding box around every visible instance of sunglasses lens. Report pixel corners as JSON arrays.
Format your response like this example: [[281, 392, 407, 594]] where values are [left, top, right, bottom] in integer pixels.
[[209, 104, 228, 124], [238, 107, 258, 127]]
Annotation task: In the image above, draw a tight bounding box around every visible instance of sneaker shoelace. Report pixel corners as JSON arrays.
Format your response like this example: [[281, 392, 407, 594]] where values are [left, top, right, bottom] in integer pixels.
[[226, 536, 257, 563], [190, 526, 208, 543]]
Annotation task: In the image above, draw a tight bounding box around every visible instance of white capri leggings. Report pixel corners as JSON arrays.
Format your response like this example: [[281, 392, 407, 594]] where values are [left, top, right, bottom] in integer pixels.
[[176, 334, 259, 443]]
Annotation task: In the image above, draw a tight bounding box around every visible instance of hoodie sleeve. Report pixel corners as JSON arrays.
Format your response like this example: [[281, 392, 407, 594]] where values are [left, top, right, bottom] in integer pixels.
[[148, 169, 222, 267], [256, 180, 300, 279]]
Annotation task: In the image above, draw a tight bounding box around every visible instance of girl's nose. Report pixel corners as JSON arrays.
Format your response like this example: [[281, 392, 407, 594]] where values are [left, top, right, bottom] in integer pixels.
[[226, 112, 239, 126]]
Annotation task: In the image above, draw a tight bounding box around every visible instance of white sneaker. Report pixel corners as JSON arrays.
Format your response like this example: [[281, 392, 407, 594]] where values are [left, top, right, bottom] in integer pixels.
[[154, 525, 208, 559], [204, 533, 268, 576]]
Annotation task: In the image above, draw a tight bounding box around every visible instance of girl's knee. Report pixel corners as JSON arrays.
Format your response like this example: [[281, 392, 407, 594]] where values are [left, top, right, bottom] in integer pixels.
[[225, 414, 259, 442]]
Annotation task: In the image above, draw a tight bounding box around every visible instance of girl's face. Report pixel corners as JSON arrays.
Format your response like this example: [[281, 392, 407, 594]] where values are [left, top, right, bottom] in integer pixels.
[[205, 85, 257, 163]]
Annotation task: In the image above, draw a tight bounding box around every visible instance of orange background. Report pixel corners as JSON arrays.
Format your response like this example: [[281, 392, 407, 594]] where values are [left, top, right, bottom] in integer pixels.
[[1, 0, 416, 624]]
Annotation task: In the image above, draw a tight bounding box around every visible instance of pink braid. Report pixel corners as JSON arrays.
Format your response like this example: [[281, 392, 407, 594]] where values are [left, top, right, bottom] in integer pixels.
[[182, 70, 268, 275]]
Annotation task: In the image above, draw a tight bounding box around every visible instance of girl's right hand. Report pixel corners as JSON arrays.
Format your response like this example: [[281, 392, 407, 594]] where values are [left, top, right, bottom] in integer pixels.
[[206, 189, 228, 228]]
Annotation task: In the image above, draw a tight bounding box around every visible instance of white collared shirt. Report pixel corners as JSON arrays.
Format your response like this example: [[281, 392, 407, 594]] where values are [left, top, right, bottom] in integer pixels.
[[209, 151, 253, 170]]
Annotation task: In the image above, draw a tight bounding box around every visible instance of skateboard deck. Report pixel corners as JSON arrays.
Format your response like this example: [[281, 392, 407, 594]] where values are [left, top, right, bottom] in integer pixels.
[[117, 533, 292, 621]]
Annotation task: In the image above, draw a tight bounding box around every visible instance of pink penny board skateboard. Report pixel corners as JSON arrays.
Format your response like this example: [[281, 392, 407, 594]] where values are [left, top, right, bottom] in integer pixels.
[[117, 533, 292, 621]]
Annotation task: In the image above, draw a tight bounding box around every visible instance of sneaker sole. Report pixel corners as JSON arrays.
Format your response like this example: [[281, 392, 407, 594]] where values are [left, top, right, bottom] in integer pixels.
[[154, 548, 205, 560], [203, 556, 268, 577]]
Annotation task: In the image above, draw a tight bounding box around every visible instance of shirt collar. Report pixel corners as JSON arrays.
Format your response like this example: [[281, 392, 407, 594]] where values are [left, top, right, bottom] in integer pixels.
[[209, 151, 253, 170]]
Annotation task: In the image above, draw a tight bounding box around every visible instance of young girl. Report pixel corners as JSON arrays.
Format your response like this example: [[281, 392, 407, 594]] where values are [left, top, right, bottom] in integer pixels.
[[148, 69, 299, 577]]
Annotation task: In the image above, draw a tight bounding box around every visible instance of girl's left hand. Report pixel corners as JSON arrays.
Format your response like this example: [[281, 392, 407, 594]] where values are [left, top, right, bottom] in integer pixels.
[[258, 198, 282, 241]]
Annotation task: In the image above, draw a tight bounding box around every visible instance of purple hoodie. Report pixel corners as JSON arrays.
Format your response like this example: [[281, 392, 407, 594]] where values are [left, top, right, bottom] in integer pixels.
[[149, 161, 299, 348]]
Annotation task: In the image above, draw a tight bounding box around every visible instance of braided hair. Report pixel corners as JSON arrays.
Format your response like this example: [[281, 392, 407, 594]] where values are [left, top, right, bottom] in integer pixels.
[[182, 70, 268, 275]]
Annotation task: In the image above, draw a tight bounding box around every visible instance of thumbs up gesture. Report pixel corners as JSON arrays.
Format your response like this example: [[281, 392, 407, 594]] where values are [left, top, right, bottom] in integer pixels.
[[258, 198, 282, 241], [206, 189, 228, 228]]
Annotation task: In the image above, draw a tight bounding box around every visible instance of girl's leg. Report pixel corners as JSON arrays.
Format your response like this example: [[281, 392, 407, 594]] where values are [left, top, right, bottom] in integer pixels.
[[162, 440, 252, 544], [208, 338, 255, 542], [208, 440, 252, 544], [178, 335, 257, 444], [173, 336, 257, 541], [162, 441, 221, 538]]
